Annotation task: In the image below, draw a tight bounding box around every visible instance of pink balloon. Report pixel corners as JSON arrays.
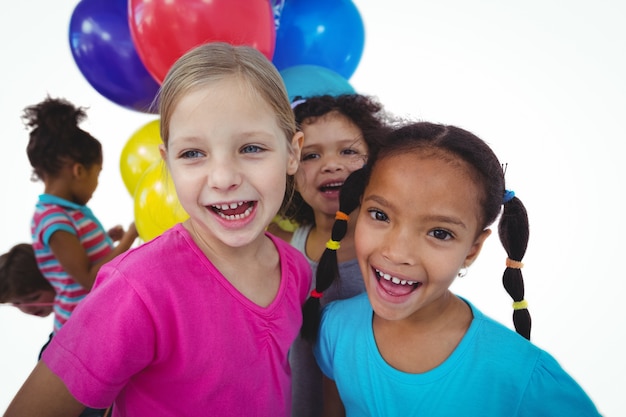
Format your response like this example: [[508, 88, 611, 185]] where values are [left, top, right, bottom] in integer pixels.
[[129, 0, 276, 84]]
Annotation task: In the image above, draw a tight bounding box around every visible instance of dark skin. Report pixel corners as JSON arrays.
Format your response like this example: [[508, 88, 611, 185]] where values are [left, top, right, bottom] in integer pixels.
[[5, 361, 86, 417], [43, 161, 137, 290]]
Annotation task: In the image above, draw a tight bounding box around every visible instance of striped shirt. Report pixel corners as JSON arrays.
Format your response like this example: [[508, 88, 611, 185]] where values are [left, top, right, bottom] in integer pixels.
[[31, 194, 114, 333]]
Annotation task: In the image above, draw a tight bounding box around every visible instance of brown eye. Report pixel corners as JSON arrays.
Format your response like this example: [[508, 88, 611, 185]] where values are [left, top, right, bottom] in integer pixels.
[[367, 208, 389, 222], [430, 229, 452, 240]]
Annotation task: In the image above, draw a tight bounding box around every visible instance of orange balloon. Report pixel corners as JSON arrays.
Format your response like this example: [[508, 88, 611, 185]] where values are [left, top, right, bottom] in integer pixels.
[[134, 160, 188, 242], [120, 119, 163, 196]]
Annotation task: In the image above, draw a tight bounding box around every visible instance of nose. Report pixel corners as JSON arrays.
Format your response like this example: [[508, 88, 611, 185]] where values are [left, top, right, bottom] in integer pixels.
[[207, 155, 242, 191], [380, 225, 419, 266], [321, 154, 345, 173]]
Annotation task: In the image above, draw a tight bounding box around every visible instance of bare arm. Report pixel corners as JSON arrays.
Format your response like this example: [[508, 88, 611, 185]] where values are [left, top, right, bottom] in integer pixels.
[[4, 361, 85, 417], [321, 375, 345, 417], [49, 222, 138, 290]]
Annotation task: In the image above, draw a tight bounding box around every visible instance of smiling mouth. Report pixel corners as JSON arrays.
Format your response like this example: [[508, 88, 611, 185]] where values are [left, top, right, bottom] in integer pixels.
[[319, 181, 343, 193], [211, 201, 254, 220], [375, 268, 421, 296]]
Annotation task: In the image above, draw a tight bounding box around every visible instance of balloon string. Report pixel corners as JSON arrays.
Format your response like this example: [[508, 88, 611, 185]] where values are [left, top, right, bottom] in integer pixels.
[[0, 303, 55, 308]]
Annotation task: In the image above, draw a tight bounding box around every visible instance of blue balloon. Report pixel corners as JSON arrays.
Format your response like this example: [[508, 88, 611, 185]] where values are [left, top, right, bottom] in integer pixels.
[[280, 65, 355, 102], [271, 0, 286, 30], [273, 0, 365, 80], [69, 0, 160, 113]]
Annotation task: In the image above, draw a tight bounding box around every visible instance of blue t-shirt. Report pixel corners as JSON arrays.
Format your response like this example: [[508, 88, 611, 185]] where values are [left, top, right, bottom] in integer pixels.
[[314, 293, 600, 417]]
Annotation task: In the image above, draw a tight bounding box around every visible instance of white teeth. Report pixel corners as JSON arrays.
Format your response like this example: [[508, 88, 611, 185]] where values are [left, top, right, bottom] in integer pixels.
[[376, 269, 416, 286], [212, 202, 245, 210], [211, 202, 252, 220], [321, 182, 343, 189], [216, 205, 253, 220]]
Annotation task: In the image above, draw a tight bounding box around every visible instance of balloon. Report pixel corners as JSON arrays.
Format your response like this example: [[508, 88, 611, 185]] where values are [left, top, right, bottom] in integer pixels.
[[129, 0, 276, 84], [273, 0, 365, 79], [134, 160, 189, 242], [68, 0, 160, 113], [280, 65, 355, 102], [271, 0, 286, 30], [120, 120, 163, 196]]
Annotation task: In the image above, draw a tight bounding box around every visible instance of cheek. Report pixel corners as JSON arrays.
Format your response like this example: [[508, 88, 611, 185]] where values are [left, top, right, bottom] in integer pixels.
[[294, 168, 311, 192], [354, 220, 373, 258], [346, 156, 368, 172], [40, 291, 55, 304]]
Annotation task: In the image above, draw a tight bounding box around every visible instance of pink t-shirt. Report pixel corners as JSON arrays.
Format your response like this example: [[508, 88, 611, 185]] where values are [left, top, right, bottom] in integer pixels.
[[43, 224, 312, 417]]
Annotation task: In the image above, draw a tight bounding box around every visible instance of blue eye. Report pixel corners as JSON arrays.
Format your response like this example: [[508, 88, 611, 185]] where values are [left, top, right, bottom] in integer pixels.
[[181, 150, 203, 159], [241, 144, 263, 154]]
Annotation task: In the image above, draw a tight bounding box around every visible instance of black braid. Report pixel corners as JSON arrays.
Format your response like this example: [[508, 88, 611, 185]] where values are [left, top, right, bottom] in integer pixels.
[[300, 168, 369, 343], [498, 196, 531, 339]]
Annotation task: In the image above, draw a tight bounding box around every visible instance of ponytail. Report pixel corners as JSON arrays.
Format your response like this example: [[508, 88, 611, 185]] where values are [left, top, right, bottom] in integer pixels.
[[300, 168, 368, 343], [498, 192, 531, 339]]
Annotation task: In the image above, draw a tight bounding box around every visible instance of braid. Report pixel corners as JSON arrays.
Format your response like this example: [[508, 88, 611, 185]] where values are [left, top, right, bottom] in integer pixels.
[[300, 168, 368, 343], [498, 196, 531, 339]]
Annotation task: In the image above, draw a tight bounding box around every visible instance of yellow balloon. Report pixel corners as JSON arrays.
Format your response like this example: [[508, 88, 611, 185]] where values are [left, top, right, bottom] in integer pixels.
[[120, 119, 163, 196], [271, 215, 299, 232], [134, 160, 188, 242]]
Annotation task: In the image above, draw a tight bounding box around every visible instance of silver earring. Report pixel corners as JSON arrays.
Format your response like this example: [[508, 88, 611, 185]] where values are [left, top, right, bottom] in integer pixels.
[[457, 266, 468, 278]]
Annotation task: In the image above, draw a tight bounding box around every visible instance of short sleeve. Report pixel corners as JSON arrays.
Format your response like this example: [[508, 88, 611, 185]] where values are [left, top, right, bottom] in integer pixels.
[[518, 351, 601, 417], [37, 209, 77, 245], [42, 264, 156, 408]]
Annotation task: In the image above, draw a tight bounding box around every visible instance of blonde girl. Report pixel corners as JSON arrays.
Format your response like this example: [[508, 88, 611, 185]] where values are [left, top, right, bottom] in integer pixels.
[[5, 42, 311, 417]]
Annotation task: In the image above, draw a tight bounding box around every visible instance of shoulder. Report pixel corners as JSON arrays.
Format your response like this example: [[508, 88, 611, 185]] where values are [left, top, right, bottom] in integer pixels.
[[513, 349, 601, 415], [322, 293, 369, 325], [268, 232, 310, 276], [104, 224, 199, 273], [467, 301, 539, 353], [316, 294, 370, 366]]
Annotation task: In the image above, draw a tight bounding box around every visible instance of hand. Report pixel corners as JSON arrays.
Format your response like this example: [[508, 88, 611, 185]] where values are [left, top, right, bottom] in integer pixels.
[[107, 225, 125, 242], [125, 222, 138, 242]]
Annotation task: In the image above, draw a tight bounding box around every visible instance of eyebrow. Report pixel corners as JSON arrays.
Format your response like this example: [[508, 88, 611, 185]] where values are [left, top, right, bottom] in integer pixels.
[[363, 194, 467, 229], [302, 137, 364, 149]]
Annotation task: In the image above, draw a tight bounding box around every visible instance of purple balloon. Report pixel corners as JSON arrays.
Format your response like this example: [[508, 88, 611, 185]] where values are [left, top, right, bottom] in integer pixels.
[[69, 0, 160, 113]]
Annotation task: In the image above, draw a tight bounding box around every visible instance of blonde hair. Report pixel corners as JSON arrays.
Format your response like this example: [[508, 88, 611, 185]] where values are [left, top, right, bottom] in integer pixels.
[[157, 42, 296, 148], [155, 42, 299, 214]]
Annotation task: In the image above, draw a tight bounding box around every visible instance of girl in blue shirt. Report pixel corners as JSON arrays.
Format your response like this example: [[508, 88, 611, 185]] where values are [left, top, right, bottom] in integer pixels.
[[304, 121, 601, 416]]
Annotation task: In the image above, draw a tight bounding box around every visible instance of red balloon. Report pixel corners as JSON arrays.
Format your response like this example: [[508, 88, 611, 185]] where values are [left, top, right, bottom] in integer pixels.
[[129, 0, 276, 84]]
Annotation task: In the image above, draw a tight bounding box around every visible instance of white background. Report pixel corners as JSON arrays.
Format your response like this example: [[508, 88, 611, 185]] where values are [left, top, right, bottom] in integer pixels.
[[1, 1, 623, 415]]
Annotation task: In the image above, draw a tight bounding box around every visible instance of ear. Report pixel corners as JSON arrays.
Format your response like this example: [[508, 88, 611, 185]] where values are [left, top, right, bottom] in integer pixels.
[[464, 228, 492, 267], [287, 131, 304, 175], [71, 163, 85, 179], [159, 144, 168, 165]]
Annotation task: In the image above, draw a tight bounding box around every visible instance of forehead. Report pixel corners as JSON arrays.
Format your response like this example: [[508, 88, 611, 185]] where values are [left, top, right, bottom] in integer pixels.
[[300, 112, 364, 144], [169, 78, 280, 132], [367, 152, 484, 223]]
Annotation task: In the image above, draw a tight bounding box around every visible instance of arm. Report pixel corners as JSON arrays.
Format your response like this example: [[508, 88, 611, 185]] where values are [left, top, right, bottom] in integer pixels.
[[321, 375, 345, 417], [4, 361, 85, 417], [49, 222, 137, 290]]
